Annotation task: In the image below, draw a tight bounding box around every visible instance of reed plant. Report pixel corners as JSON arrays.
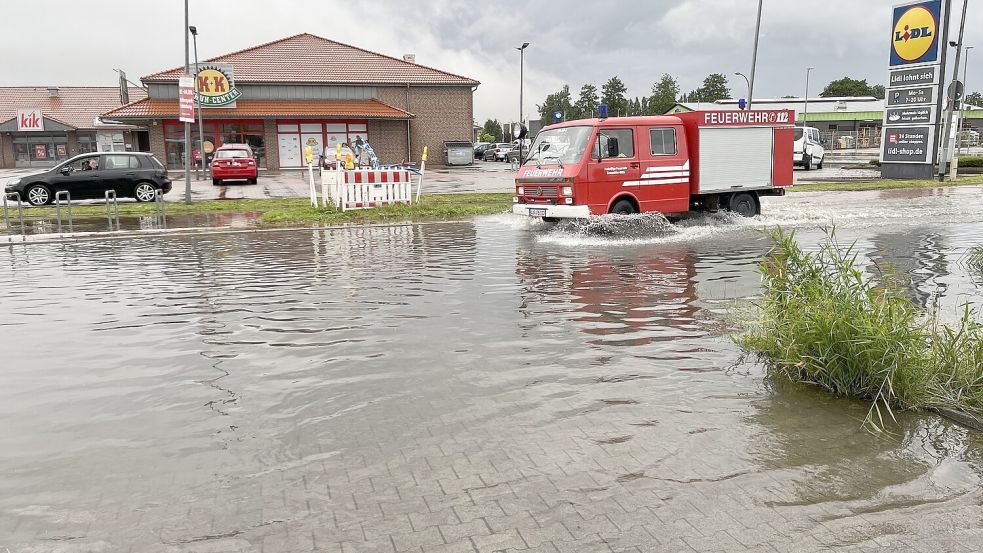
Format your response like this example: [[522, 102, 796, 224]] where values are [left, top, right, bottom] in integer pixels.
[[738, 228, 983, 430]]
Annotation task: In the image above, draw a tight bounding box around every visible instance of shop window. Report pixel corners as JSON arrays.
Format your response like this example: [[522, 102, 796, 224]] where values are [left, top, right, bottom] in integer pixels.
[[78, 133, 97, 154]]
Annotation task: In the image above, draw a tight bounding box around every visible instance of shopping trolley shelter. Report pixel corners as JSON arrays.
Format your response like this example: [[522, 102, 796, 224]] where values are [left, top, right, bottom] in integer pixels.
[[513, 110, 795, 219]]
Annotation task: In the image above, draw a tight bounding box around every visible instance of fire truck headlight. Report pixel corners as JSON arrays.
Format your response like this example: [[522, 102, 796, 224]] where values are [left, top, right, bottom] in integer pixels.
[[564, 197, 573, 205], [512, 196, 518, 203], [517, 187, 524, 195], [561, 186, 573, 196]]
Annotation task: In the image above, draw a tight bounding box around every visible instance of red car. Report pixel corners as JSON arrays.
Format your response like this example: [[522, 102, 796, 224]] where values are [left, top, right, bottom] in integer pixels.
[[211, 144, 258, 185]]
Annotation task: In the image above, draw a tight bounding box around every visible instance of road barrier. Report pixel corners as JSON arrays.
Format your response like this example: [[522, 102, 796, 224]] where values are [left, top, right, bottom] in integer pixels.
[[54, 191, 73, 233], [105, 190, 120, 231], [3, 192, 25, 235], [335, 169, 414, 211]]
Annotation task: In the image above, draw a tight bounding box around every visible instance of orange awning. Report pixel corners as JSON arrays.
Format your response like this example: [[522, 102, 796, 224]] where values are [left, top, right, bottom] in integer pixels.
[[103, 98, 413, 120]]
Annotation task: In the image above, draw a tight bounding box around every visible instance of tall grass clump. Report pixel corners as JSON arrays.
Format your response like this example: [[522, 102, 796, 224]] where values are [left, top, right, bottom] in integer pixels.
[[970, 246, 983, 280], [738, 228, 983, 430]]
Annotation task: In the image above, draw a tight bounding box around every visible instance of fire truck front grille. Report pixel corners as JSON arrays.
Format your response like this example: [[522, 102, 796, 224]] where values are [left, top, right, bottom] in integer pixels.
[[526, 185, 557, 198]]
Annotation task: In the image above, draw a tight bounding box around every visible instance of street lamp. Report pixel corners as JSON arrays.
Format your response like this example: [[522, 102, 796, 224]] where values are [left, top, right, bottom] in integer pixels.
[[803, 67, 814, 123], [517, 42, 530, 164], [959, 46, 973, 155], [747, 0, 764, 110], [734, 72, 751, 105], [183, 0, 191, 203], [189, 25, 208, 179]]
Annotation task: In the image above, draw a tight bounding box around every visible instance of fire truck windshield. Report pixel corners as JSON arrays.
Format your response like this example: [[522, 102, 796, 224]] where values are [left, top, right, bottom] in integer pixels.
[[523, 125, 592, 166]]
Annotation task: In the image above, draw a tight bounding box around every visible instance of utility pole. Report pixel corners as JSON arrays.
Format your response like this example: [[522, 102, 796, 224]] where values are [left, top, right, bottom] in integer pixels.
[[803, 67, 814, 123], [959, 46, 973, 155], [939, 0, 968, 181], [517, 42, 530, 164], [747, 0, 763, 110], [190, 26, 207, 180], [183, 0, 191, 203]]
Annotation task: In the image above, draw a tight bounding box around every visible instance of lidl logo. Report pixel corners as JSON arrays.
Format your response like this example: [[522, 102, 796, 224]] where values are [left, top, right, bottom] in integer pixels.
[[194, 63, 241, 107], [890, 1, 941, 66]]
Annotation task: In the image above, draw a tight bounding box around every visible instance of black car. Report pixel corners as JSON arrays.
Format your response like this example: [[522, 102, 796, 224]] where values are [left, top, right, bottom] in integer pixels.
[[4, 152, 172, 206]]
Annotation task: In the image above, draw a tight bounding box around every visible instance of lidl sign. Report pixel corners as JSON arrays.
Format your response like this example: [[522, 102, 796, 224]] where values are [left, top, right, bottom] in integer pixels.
[[889, 0, 942, 66], [194, 63, 241, 107]]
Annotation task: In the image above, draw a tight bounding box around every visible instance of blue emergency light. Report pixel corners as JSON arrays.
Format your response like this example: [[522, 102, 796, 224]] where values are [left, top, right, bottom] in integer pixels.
[[554, 110, 563, 123], [738, 98, 747, 110], [598, 103, 608, 119]]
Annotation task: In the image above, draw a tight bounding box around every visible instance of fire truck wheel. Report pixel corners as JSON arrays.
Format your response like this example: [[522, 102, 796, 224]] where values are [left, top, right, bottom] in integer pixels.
[[610, 199, 637, 215], [729, 193, 759, 217]]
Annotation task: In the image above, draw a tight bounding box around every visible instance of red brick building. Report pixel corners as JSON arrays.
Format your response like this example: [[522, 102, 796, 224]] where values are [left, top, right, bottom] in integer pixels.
[[0, 87, 147, 169], [102, 33, 479, 168]]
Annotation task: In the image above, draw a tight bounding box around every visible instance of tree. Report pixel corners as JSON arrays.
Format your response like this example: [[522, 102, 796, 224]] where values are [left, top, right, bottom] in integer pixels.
[[870, 84, 885, 99], [648, 74, 680, 114], [574, 84, 600, 119], [537, 85, 575, 124], [481, 118, 502, 141], [695, 73, 731, 103], [601, 76, 630, 116], [966, 91, 983, 107], [820, 77, 880, 97]]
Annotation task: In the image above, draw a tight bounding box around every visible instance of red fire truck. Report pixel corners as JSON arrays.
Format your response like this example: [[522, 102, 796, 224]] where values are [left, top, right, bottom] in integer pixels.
[[511, 110, 795, 219]]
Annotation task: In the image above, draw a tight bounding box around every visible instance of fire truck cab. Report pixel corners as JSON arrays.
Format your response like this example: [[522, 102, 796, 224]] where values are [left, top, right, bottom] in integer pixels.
[[512, 110, 795, 219]]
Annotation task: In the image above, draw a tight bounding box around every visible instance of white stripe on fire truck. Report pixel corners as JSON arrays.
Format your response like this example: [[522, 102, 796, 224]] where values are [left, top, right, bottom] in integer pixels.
[[622, 178, 690, 187], [640, 171, 689, 179]]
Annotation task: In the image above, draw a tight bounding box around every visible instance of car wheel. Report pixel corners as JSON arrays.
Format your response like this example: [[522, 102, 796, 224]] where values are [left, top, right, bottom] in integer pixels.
[[133, 182, 157, 202], [25, 184, 52, 206], [817, 156, 824, 169], [248, 177, 258, 185], [212, 178, 221, 186], [729, 192, 759, 217], [610, 199, 637, 215], [803, 154, 812, 171]]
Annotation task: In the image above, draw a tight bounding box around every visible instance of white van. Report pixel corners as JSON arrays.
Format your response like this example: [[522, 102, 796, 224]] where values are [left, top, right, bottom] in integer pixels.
[[794, 126, 825, 170]]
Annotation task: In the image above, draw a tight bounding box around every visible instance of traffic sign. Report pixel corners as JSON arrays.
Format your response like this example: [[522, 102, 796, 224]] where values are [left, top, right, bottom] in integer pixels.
[[947, 80, 964, 102]]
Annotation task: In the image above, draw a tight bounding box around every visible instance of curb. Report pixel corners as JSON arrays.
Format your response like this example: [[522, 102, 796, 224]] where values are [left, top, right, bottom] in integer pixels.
[[931, 407, 983, 432]]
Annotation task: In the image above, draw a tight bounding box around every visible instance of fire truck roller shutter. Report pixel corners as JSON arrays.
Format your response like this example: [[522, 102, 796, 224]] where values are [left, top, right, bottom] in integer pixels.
[[697, 127, 774, 193]]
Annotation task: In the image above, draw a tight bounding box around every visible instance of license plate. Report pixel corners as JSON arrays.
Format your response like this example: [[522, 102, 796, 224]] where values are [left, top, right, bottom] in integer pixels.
[[232, 162, 241, 166], [528, 208, 547, 216]]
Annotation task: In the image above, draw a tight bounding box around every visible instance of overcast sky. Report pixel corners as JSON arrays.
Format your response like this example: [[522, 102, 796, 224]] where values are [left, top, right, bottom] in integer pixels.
[[1, 0, 979, 123]]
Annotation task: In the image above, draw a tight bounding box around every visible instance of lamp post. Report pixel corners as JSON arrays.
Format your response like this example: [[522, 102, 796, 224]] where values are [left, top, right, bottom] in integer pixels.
[[189, 25, 207, 179], [959, 46, 973, 155], [803, 67, 814, 123], [517, 42, 530, 164], [747, 0, 763, 110], [183, 0, 191, 203], [734, 72, 751, 105]]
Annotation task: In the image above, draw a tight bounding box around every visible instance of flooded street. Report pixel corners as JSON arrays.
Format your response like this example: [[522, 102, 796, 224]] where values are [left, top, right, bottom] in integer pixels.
[[3, 187, 983, 552]]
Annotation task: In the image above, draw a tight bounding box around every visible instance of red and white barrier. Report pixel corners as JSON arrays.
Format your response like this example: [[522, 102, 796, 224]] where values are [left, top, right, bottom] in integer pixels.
[[335, 169, 414, 211]]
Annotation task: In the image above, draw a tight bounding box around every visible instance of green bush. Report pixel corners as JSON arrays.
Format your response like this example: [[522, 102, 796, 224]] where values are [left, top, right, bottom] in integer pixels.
[[738, 228, 983, 430], [956, 156, 983, 168]]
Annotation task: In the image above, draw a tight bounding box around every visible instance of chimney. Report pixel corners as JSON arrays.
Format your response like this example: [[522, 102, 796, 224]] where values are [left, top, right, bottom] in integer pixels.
[[403, 54, 416, 64], [47, 86, 60, 98]]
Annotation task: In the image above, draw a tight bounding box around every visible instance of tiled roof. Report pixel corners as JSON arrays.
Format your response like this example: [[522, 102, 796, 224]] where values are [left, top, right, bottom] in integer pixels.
[[102, 98, 414, 120], [0, 87, 147, 129], [142, 33, 479, 86]]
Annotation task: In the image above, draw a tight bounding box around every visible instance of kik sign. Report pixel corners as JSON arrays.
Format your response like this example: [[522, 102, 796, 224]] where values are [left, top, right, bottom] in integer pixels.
[[194, 63, 241, 107], [889, 0, 941, 66], [16, 108, 44, 131]]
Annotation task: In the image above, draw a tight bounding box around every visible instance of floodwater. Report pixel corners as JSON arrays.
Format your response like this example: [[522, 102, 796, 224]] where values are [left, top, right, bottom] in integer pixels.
[[2, 187, 983, 552]]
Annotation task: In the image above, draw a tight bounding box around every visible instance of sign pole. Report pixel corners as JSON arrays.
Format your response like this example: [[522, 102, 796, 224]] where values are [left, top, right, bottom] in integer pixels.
[[183, 0, 191, 204], [938, 0, 968, 181]]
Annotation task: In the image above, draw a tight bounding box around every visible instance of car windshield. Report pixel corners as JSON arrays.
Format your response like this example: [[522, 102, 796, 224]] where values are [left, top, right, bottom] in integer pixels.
[[216, 150, 250, 159], [497, 143, 511, 149], [794, 129, 804, 141], [523, 126, 592, 166]]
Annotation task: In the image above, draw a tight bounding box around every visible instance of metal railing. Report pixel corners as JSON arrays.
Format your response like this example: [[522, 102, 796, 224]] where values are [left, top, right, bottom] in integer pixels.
[[3, 192, 25, 235], [105, 190, 120, 231], [54, 190, 73, 233]]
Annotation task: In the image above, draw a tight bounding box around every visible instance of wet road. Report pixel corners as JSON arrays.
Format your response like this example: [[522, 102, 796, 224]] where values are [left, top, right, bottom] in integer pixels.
[[2, 187, 983, 552]]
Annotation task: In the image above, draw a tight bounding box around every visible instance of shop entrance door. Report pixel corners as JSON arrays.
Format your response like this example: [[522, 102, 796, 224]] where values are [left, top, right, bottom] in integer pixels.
[[278, 134, 301, 167]]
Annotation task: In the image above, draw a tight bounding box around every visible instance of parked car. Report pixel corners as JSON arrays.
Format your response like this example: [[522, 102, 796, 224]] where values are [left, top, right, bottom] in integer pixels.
[[794, 126, 825, 170], [483, 143, 512, 161], [506, 144, 528, 163], [473, 142, 493, 159], [211, 144, 258, 185], [4, 152, 172, 206]]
